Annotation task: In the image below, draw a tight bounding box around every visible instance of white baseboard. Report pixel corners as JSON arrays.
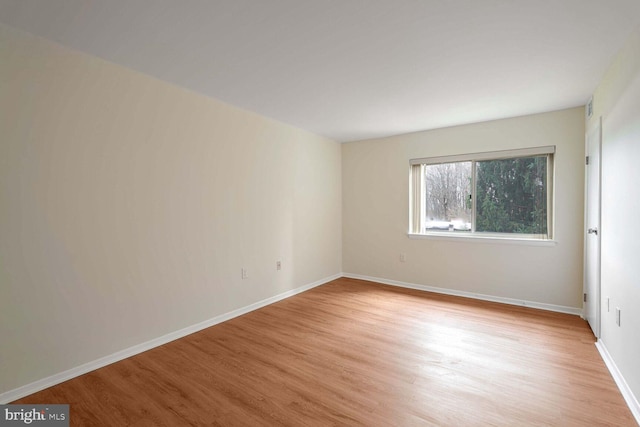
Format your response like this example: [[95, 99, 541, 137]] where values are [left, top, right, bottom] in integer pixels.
[[0, 273, 341, 404], [342, 273, 583, 316], [595, 340, 640, 424]]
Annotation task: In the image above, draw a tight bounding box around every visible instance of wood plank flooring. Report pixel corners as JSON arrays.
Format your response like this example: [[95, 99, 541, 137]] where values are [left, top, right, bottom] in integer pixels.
[[14, 278, 636, 426]]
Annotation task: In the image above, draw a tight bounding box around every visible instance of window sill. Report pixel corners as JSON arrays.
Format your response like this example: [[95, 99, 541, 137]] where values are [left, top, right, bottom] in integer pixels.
[[407, 233, 557, 247]]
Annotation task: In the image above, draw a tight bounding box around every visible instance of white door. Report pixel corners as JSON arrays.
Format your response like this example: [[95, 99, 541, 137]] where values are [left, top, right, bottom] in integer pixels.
[[584, 118, 602, 337]]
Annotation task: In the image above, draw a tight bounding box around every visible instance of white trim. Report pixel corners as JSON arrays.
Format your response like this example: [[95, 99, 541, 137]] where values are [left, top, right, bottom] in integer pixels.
[[342, 273, 582, 316], [595, 340, 640, 424], [408, 232, 557, 246], [0, 273, 341, 404]]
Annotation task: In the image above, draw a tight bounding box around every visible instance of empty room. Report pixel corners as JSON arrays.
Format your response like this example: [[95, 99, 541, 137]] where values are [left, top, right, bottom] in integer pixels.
[[1, 1, 639, 425]]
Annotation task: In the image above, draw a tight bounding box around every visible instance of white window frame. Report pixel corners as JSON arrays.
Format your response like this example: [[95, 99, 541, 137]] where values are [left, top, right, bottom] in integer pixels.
[[409, 146, 555, 244]]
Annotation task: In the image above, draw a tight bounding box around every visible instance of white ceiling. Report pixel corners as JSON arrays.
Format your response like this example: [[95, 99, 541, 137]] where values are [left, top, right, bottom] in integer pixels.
[[1, 1, 639, 142]]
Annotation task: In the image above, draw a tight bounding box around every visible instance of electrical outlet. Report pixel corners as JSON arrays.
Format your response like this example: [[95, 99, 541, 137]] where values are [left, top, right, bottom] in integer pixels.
[[400, 253, 406, 262], [241, 268, 248, 279], [276, 261, 282, 271], [616, 307, 621, 326]]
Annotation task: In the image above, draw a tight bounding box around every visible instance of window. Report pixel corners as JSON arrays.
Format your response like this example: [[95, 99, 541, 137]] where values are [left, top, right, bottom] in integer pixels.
[[410, 146, 554, 240]]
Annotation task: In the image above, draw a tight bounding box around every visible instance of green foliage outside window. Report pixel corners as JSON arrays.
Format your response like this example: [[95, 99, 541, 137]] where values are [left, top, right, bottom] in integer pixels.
[[476, 157, 547, 234], [423, 154, 549, 236]]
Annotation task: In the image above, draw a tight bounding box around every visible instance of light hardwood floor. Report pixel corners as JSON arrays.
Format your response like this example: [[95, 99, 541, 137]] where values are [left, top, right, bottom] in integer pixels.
[[15, 278, 636, 426]]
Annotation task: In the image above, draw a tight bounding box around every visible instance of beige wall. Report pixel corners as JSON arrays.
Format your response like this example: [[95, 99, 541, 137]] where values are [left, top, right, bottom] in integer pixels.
[[0, 24, 342, 395], [343, 107, 585, 309], [588, 26, 640, 409]]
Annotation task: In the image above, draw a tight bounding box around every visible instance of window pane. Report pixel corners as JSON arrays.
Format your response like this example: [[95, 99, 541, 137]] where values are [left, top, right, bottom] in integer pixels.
[[475, 156, 547, 234], [424, 162, 472, 232]]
